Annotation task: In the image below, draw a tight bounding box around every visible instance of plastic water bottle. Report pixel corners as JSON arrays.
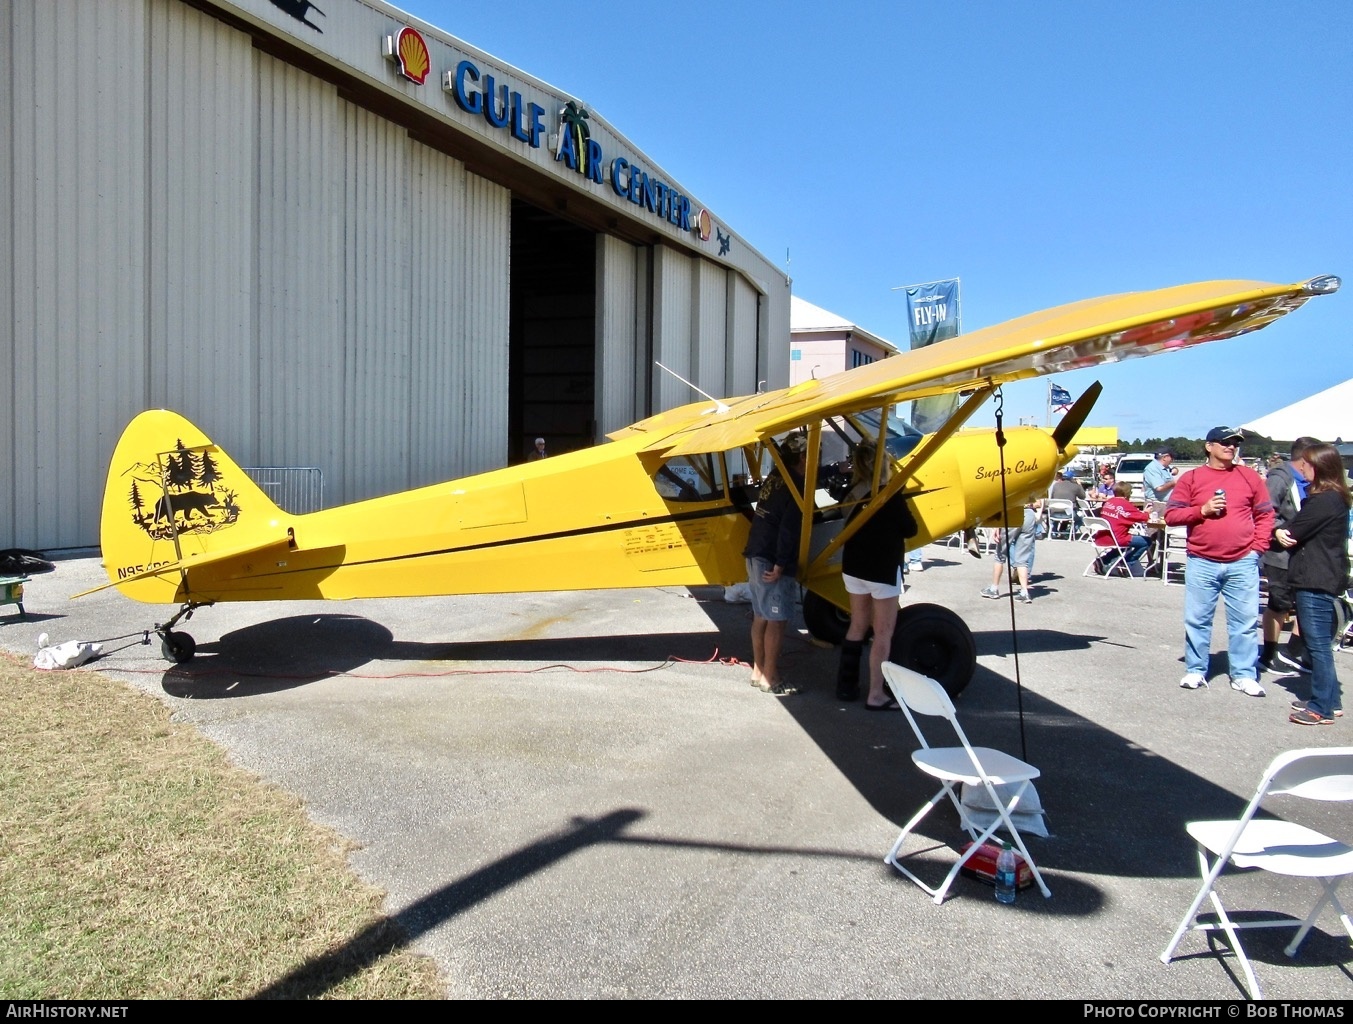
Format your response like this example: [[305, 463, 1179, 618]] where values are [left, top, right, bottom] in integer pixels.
[[995, 842, 1017, 904]]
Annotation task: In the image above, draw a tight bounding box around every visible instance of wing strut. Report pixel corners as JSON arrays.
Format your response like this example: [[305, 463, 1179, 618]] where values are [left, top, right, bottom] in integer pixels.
[[804, 384, 997, 577]]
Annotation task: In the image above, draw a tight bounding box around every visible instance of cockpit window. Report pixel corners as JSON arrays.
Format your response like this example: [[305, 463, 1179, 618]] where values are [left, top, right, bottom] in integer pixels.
[[654, 454, 726, 503], [850, 406, 925, 461]]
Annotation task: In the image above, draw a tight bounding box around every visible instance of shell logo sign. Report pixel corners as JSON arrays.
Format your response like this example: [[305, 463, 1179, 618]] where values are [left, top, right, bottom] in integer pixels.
[[694, 209, 713, 243], [392, 26, 430, 85]]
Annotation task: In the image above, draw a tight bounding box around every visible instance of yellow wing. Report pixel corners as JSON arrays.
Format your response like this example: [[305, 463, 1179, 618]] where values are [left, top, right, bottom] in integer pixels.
[[613, 277, 1326, 456]]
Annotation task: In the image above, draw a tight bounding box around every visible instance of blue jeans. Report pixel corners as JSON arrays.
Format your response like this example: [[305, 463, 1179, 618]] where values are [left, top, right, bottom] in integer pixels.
[[1294, 589, 1342, 717], [1183, 553, 1260, 681], [1125, 534, 1151, 563]]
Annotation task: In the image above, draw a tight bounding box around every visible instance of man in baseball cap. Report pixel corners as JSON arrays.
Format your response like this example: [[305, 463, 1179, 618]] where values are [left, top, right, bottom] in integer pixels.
[[1164, 426, 1274, 696], [1204, 426, 1245, 445], [1144, 446, 1179, 504]]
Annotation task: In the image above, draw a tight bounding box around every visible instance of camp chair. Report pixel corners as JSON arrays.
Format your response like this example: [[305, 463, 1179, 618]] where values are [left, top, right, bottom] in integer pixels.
[[881, 662, 1052, 904], [1160, 748, 1353, 1000]]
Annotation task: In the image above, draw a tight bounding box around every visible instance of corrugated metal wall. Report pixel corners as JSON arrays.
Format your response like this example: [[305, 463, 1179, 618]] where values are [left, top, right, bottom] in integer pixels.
[[149, 0, 257, 450], [650, 246, 764, 414], [594, 235, 649, 438], [2, 0, 511, 549], [255, 57, 345, 486], [726, 275, 761, 397], [3, 0, 149, 550], [651, 247, 694, 413]]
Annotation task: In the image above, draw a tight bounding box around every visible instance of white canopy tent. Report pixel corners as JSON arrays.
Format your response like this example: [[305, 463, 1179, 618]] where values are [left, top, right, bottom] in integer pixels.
[[1243, 379, 1353, 443]]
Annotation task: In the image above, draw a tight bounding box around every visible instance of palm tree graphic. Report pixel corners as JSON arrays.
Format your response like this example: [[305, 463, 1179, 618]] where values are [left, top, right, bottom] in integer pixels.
[[560, 101, 590, 172]]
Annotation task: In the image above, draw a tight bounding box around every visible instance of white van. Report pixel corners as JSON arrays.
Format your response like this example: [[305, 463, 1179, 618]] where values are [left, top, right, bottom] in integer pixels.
[[1114, 453, 1156, 503]]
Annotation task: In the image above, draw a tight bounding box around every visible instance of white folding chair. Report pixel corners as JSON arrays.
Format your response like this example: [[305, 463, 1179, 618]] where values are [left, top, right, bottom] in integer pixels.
[[881, 662, 1052, 904], [1161, 526, 1188, 586], [1081, 516, 1135, 578], [1160, 747, 1353, 1000], [1044, 499, 1076, 540]]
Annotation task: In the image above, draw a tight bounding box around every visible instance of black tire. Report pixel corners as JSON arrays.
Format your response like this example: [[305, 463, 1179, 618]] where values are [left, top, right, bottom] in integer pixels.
[[889, 603, 976, 699], [802, 590, 851, 647], [1335, 598, 1352, 652], [161, 631, 196, 664]]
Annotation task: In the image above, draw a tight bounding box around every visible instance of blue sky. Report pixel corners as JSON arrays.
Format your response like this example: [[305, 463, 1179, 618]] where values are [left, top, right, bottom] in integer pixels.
[[395, 0, 1350, 443]]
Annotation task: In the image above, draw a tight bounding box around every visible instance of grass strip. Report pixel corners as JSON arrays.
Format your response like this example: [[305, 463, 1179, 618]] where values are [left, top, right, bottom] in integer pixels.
[[0, 650, 444, 999]]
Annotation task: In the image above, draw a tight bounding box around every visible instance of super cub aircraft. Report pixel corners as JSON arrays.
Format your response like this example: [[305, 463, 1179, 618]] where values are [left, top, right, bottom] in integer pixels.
[[86, 276, 1339, 694]]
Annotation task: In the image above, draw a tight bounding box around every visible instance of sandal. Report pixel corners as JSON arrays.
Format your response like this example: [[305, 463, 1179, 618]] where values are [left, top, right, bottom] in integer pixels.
[[761, 681, 801, 696], [865, 697, 900, 711]]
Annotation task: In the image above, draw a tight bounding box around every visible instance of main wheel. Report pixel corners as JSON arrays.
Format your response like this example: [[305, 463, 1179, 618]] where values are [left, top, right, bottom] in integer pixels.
[[802, 590, 851, 647], [160, 630, 196, 664], [889, 603, 976, 699]]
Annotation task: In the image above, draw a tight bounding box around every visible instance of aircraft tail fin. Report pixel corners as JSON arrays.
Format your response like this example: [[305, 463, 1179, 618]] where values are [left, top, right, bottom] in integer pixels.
[[98, 410, 285, 603]]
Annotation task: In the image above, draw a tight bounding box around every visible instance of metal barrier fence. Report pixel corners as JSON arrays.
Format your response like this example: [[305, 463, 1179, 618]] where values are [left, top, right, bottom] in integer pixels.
[[241, 466, 324, 515]]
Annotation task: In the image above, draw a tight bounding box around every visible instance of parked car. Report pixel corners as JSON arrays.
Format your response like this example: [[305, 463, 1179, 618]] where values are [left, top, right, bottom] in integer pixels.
[[1114, 453, 1156, 503]]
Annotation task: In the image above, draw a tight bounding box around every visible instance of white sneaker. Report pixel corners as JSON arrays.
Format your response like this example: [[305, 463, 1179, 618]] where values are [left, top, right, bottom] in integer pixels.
[[1018, 588, 1032, 604], [980, 586, 999, 599], [1179, 673, 1208, 690], [1230, 677, 1266, 697]]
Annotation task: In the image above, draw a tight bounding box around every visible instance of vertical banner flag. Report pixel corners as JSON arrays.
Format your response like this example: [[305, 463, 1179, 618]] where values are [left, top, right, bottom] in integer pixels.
[[905, 279, 961, 433]]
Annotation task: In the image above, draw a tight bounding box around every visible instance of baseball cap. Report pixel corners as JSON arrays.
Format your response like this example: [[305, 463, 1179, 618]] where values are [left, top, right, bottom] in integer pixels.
[[780, 433, 808, 457], [1062, 468, 1076, 478], [1154, 446, 1174, 457], [535, 437, 545, 444], [1205, 426, 1244, 444]]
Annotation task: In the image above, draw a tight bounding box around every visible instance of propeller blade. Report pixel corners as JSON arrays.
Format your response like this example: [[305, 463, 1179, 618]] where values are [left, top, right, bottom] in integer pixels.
[[1052, 381, 1102, 452]]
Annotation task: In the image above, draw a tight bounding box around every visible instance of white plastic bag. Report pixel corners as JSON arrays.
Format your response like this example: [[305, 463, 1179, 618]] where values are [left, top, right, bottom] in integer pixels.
[[960, 781, 1050, 838], [723, 582, 752, 603], [34, 639, 103, 670]]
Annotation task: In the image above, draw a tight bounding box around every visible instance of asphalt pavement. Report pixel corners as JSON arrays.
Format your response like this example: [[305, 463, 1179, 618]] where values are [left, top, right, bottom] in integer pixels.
[[4, 539, 1351, 1000]]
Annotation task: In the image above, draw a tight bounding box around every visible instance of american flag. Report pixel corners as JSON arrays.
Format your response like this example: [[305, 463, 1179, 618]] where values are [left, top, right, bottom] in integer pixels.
[[1050, 382, 1073, 413]]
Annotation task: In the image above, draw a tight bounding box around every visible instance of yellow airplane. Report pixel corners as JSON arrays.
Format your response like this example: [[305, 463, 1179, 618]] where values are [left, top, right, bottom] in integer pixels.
[[88, 275, 1339, 693]]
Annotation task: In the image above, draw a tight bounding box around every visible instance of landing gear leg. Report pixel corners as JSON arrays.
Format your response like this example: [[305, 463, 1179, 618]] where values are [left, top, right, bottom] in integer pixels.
[[154, 601, 206, 664]]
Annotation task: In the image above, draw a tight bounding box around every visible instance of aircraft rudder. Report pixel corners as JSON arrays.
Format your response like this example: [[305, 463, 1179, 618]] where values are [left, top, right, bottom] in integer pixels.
[[99, 411, 281, 601]]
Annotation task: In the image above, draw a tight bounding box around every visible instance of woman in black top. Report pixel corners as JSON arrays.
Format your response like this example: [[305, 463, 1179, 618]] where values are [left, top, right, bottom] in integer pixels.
[[1275, 442, 1351, 725], [835, 440, 917, 709]]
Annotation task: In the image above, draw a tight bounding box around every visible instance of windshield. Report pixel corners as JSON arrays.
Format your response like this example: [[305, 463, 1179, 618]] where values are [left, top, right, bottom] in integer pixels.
[[854, 407, 925, 461], [1117, 457, 1152, 474]]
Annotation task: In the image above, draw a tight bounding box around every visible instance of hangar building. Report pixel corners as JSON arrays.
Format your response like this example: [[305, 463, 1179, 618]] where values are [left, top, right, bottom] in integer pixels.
[[2, 0, 790, 550]]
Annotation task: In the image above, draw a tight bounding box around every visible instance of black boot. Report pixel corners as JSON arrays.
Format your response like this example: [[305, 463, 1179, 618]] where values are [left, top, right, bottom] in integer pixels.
[[837, 639, 864, 701]]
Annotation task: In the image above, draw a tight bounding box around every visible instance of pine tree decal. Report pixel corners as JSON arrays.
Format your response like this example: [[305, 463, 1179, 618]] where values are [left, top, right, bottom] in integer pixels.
[[167, 441, 196, 491], [199, 451, 222, 490], [128, 479, 146, 528]]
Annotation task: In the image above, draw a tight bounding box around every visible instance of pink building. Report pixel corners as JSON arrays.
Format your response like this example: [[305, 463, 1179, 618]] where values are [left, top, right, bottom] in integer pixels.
[[789, 296, 898, 387]]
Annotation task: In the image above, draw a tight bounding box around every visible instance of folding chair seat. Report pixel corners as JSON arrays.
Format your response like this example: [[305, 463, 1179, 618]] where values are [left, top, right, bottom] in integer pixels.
[[880, 661, 1052, 904], [1160, 747, 1353, 999], [1081, 516, 1136, 578]]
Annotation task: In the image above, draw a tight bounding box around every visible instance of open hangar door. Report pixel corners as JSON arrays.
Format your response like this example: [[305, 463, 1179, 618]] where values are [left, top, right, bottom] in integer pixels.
[[509, 198, 597, 461]]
